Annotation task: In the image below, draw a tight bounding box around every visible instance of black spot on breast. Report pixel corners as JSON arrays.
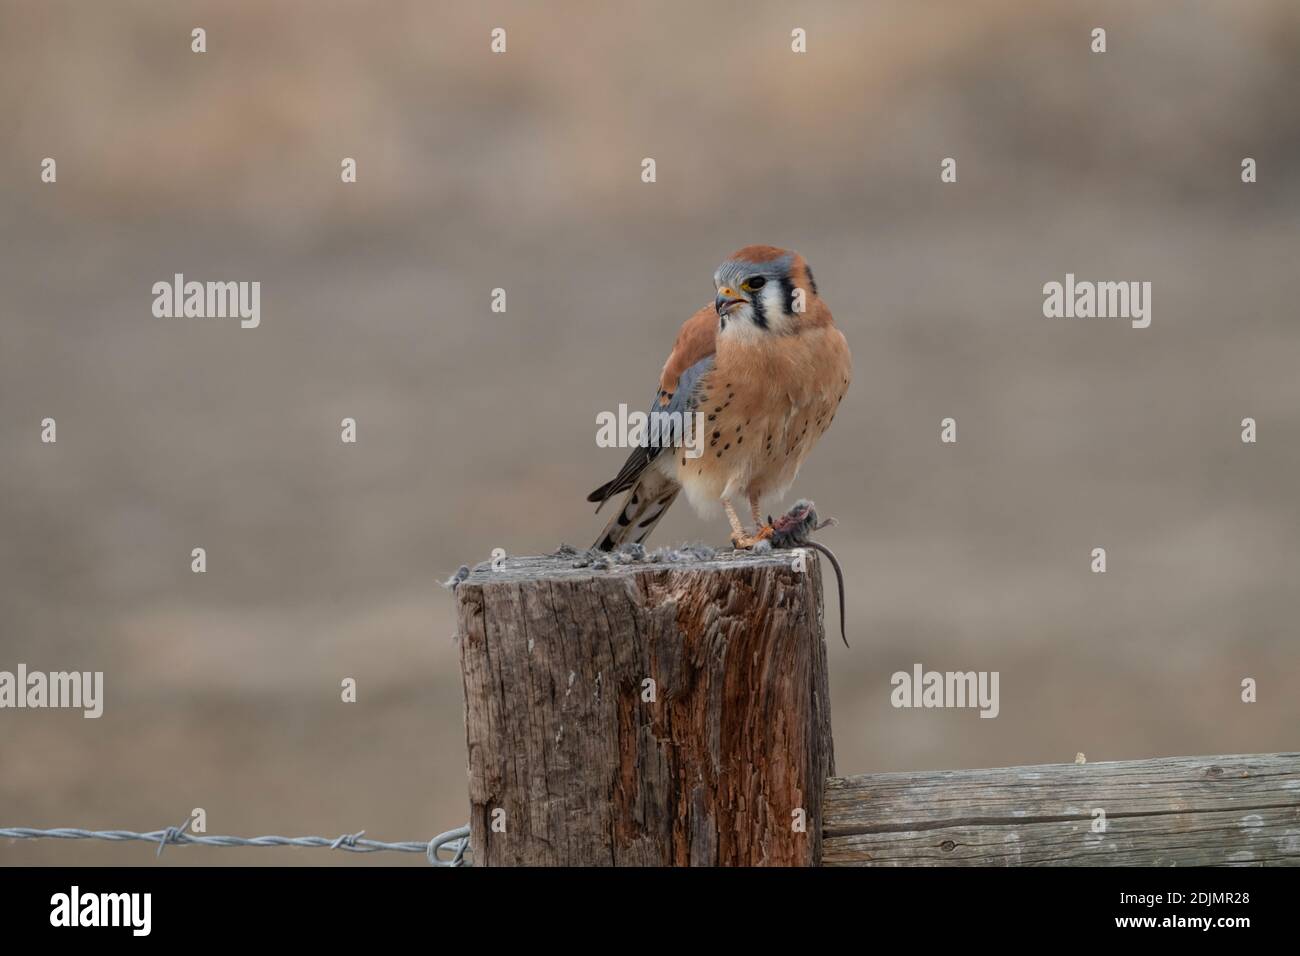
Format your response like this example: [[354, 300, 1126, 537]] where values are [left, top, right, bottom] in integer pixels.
[[724, 443, 730, 450], [737, 436, 743, 444]]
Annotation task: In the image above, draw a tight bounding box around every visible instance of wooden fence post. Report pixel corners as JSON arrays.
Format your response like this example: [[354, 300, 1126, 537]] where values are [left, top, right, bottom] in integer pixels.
[[455, 549, 834, 866]]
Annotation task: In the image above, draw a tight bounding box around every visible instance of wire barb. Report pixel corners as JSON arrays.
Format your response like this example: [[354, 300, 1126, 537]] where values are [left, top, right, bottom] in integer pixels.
[[156, 815, 193, 858]]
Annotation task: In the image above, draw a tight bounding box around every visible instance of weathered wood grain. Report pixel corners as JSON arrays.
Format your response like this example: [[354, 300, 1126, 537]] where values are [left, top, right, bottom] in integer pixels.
[[456, 548, 834, 866], [823, 752, 1300, 866]]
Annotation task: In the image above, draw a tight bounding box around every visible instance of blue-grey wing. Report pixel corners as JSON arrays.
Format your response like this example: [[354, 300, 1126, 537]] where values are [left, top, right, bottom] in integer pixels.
[[586, 355, 714, 507]]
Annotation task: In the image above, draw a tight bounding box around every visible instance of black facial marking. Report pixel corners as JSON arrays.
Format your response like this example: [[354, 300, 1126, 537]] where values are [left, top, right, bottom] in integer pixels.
[[751, 289, 768, 329], [805, 263, 818, 295], [778, 274, 797, 316]]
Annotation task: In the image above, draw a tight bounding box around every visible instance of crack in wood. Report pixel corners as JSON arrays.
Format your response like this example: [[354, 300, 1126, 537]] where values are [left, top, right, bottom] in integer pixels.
[[825, 801, 1300, 837]]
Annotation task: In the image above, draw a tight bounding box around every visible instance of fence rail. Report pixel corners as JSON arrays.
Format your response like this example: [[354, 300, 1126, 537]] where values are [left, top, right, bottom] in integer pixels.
[[822, 752, 1300, 866]]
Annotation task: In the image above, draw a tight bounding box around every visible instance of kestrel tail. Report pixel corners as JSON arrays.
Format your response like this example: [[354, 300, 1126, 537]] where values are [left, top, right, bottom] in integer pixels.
[[588, 245, 851, 550]]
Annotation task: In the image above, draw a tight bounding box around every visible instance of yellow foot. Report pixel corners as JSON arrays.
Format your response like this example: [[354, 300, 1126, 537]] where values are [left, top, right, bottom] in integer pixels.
[[730, 524, 774, 550]]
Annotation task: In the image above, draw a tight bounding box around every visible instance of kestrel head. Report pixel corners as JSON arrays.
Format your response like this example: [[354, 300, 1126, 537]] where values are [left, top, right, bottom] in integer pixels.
[[713, 245, 822, 336]]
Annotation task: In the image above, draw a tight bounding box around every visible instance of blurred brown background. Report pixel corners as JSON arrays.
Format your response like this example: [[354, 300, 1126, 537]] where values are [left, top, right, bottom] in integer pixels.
[[2, 0, 1297, 864]]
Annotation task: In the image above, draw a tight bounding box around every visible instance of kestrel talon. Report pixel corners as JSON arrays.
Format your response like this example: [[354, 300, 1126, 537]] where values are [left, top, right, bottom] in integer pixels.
[[589, 245, 852, 551]]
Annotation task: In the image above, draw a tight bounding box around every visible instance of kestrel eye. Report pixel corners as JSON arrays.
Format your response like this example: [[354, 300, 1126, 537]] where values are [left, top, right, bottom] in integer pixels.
[[743, 276, 767, 291]]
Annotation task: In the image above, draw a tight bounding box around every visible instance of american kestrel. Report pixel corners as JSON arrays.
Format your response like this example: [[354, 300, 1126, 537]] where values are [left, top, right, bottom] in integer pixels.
[[589, 245, 851, 550]]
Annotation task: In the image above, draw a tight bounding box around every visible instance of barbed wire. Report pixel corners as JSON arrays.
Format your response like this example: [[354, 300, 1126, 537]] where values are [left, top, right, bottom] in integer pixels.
[[1, 817, 471, 866]]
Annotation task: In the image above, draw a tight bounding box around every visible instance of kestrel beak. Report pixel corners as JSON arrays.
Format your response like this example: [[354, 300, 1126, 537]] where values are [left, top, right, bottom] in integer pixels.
[[715, 287, 746, 315]]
